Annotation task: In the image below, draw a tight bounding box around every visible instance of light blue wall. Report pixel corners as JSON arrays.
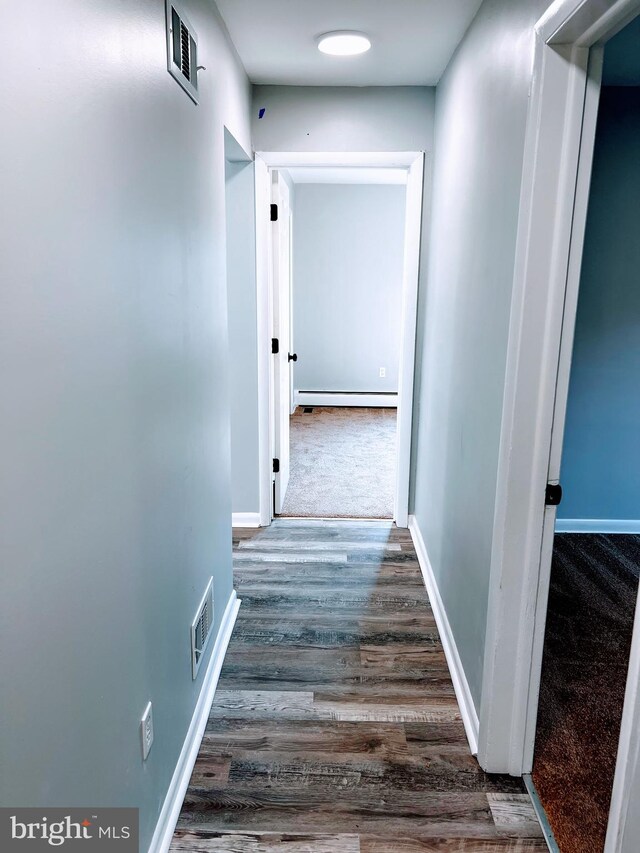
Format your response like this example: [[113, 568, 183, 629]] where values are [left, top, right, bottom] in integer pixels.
[[0, 2, 251, 848], [252, 86, 435, 153], [411, 0, 550, 708], [293, 183, 406, 394], [226, 156, 260, 514], [557, 87, 640, 523]]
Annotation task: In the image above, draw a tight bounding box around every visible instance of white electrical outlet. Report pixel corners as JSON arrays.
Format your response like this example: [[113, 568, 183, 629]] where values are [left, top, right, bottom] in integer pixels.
[[141, 701, 154, 761], [379, 367, 386, 378]]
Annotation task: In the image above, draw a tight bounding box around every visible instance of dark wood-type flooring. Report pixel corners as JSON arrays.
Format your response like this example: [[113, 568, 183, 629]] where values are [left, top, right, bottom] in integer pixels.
[[533, 533, 640, 853], [172, 520, 546, 852]]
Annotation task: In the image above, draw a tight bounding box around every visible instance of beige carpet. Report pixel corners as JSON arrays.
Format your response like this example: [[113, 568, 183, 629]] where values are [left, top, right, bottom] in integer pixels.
[[280, 406, 397, 519]]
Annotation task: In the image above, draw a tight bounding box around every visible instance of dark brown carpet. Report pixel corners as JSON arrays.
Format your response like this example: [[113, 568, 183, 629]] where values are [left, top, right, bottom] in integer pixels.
[[532, 534, 640, 853]]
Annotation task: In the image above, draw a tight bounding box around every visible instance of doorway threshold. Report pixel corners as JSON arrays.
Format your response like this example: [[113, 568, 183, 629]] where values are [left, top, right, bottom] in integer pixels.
[[273, 516, 394, 523], [523, 774, 561, 853]]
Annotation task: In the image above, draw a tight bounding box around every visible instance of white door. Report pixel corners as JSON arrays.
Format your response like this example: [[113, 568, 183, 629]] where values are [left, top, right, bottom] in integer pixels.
[[271, 173, 292, 514], [288, 213, 296, 416]]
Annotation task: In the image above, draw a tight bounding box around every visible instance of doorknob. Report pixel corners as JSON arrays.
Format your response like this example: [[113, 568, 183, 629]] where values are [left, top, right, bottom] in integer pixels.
[[288, 353, 298, 362]]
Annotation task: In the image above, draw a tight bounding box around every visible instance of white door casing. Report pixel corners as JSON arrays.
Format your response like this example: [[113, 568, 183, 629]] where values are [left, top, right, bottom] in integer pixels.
[[254, 155, 273, 527], [394, 153, 424, 528], [288, 212, 296, 416], [271, 172, 292, 514], [254, 151, 425, 527]]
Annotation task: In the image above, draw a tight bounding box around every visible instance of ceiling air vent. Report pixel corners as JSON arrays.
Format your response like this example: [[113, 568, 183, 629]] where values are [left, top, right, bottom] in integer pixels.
[[191, 577, 214, 679], [165, 0, 199, 104]]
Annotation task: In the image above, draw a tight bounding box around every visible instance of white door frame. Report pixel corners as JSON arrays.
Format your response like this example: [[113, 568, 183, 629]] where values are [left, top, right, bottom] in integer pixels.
[[478, 2, 640, 845], [254, 155, 273, 527], [254, 151, 425, 528], [271, 170, 292, 515]]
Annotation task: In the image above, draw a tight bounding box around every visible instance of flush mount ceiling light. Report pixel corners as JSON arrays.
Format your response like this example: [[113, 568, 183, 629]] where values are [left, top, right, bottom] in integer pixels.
[[317, 31, 371, 56]]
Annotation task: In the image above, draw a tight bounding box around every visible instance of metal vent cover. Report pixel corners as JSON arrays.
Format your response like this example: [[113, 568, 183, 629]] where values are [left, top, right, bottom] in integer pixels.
[[166, 1, 199, 103], [191, 577, 214, 679]]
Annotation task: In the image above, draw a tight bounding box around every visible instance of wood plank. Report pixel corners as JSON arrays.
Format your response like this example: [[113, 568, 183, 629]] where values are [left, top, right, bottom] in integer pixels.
[[215, 680, 457, 699], [486, 796, 542, 838], [220, 621, 440, 648], [209, 689, 461, 723], [360, 838, 548, 852], [187, 755, 232, 788], [234, 553, 349, 564], [175, 790, 500, 838], [217, 756, 526, 795], [199, 719, 408, 757], [171, 829, 360, 852], [237, 541, 402, 552]]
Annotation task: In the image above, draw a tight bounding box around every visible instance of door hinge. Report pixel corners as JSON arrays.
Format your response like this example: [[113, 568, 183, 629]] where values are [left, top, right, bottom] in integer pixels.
[[273, 458, 280, 474], [270, 203, 278, 222], [545, 483, 563, 506], [271, 338, 279, 354]]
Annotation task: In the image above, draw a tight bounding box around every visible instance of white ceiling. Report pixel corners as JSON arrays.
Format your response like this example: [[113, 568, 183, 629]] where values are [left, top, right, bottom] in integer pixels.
[[285, 166, 407, 185], [215, 0, 484, 86]]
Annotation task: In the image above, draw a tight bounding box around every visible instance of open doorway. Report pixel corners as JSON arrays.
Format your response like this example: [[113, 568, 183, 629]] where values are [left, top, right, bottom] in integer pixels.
[[529, 17, 640, 852], [276, 169, 406, 519], [255, 152, 424, 527]]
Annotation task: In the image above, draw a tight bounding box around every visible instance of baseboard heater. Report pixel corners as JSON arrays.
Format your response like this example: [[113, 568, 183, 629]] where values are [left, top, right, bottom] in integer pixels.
[[294, 391, 398, 408]]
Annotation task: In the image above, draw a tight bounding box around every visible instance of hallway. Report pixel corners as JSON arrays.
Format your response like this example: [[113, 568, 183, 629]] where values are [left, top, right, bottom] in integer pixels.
[[171, 521, 546, 851]]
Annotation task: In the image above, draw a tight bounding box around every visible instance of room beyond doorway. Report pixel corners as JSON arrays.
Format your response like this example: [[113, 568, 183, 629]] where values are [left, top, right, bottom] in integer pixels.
[[280, 406, 397, 519], [274, 171, 405, 523], [255, 151, 425, 529], [276, 169, 405, 521]]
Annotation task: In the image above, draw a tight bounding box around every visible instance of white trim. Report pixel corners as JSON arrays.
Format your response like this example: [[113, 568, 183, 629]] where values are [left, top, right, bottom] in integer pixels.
[[395, 154, 425, 530], [294, 391, 398, 408], [540, 0, 640, 45], [523, 774, 561, 853], [478, 0, 640, 785], [408, 515, 479, 755], [544, 46, 603, 491], [272, 172, 292, 514], [254, 155, 273, 527], [276, 516, 393, 523], [231, 512, 262, 528], [148, 590, 240, 853], [605, 587, 640, 853], [257, 151, 423, 169], [525, 43, 601, 776], [256, 151, 425, 531], [555, 519, 640, 534]]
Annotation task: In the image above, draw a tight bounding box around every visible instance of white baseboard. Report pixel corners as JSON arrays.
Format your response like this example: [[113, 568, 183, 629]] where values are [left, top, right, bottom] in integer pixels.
[[408, 515, 480, 755], [232, 512, 262, 528], [148, 589, 241, 853], [555, 519, 640, 534], [294, 391, 398, 408]]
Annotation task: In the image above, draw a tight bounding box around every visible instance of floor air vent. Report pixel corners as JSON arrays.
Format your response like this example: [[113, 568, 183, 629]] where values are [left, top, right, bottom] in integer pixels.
[[165, 1, 199, 103], [191, 578, 214, 679]]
